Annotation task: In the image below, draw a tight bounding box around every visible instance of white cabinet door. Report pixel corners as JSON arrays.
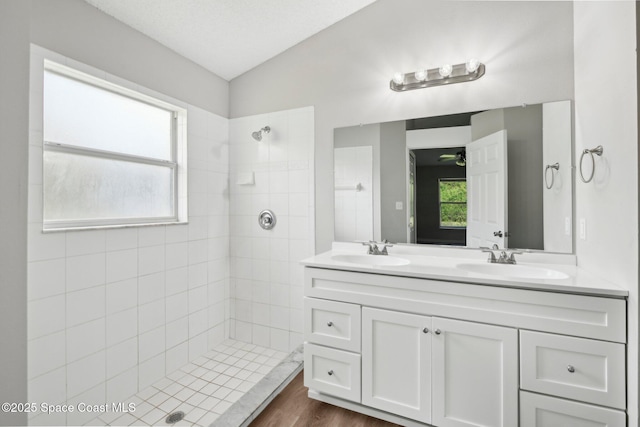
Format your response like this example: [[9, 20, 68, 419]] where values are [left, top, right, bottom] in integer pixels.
[[432, 317, 518, 427], [362, 307, 432, 424]]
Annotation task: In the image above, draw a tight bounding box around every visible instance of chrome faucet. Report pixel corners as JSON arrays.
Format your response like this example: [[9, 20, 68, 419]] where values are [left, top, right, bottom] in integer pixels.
[[362, 240, 394, 255], [481, 244, 523, 264]]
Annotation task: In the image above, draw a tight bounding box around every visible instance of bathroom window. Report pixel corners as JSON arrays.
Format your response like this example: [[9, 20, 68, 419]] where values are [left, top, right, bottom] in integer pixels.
[[42, 61, 187, 230], [439, 179, 467, 229]]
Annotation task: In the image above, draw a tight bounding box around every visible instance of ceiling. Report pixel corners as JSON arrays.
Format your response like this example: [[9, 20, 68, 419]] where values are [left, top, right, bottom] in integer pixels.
[[83, 0, 377, 81]]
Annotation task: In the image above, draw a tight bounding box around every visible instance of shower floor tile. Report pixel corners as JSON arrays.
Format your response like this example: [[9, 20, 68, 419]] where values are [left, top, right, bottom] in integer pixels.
[[90, 340, 287, 427]]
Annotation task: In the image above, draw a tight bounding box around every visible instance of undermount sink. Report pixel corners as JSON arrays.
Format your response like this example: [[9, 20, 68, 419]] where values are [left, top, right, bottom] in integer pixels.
[[456, 262, 569, 280], [332, 254, 410, 267]]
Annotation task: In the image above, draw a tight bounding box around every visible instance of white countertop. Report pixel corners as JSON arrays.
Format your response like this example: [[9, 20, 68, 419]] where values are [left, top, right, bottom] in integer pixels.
[[301, 244, 628, 298]]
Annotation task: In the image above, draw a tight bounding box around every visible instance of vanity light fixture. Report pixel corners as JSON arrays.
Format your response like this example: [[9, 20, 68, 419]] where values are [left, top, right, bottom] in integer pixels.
[[392, 72, 405, 85], [390, 59, 485, 92], [438, 64, 453, 78]]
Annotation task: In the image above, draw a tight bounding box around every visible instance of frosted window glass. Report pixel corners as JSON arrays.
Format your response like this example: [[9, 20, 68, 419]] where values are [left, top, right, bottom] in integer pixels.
[[44, 70, 172, 160], [44, 151, 173, 222]]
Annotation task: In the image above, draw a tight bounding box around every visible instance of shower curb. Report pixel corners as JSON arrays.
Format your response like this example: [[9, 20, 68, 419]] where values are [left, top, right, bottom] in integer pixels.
[[209, 345, 304, 427]]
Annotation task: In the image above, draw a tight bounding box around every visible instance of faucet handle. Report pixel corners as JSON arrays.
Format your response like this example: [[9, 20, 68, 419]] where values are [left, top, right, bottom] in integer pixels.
[[480, 246, 498, 263], [506, 249, 524, 264], [380, 240, 394, 255], [361, 241, 379, 254]]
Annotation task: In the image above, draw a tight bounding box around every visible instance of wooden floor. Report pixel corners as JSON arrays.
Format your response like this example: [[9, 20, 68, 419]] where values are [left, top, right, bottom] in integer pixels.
[[249, 371, 401, 427]]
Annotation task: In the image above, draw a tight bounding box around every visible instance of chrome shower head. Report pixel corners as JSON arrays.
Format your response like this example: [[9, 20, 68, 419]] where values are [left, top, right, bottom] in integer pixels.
[[251, 126, 271, 141]]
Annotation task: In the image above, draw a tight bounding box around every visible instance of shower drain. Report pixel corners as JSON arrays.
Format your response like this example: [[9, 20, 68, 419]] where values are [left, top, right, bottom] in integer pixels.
[[165, 411, 185, 424]]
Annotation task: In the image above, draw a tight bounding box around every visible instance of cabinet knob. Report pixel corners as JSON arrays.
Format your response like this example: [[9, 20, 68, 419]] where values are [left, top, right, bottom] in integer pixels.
[[434, 329, 442, 335], [567, 365, 575, 373], [327, 321, 333, 327], [422, 327, 429, 334], [328, 370, 334, 376]]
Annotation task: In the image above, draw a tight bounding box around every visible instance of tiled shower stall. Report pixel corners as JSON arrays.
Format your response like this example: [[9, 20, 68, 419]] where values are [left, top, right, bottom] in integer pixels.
[[228, 107, 315, 352], [25, 45, 313, 426]]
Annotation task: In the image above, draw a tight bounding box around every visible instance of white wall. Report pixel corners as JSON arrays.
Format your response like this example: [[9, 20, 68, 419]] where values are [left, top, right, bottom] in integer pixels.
[[573, 2, 638, 425], [228, 107, 314, 353], [406, 127, 471, 150], [30, 0, 229, 118], [542, 101, 572, 253], [229, 0, 575, 252], [26, 47, 230, 427], [0, 2, 30, 426]]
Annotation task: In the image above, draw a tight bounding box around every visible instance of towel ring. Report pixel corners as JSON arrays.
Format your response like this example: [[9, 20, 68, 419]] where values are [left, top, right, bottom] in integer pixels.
[[579, 145, 603, 183], [544, 163, 559, 189]]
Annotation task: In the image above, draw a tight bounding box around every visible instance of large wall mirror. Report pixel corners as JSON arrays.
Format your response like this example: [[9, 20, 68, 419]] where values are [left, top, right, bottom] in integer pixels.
[[333, 100, 573, 253]]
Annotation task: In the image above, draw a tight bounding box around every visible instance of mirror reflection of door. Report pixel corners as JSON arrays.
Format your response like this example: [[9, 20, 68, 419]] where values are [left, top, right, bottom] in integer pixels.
[[412, 147, 467, 246], [466, 130, 508, 248], [334, 146, 374, 242]]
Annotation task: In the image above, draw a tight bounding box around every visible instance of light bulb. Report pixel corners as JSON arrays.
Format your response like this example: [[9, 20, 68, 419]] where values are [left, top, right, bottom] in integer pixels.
[[414, 69, 427, 82], [439, 64, 452, 78], [392, 72, 405, 85], [466, 58, 480, 73]]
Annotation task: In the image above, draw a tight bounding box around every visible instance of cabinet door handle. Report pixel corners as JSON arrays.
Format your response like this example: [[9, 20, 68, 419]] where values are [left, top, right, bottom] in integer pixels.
[[328, 370, 334, 376], [422, 327, 429, 334], [327, 321, 333, 327], [434, 329, 442, 335], [567, 365, 575, 373]]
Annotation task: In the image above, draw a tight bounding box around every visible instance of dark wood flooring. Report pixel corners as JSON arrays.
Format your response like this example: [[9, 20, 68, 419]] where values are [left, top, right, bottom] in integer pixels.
[[249, 371, 402, 427]]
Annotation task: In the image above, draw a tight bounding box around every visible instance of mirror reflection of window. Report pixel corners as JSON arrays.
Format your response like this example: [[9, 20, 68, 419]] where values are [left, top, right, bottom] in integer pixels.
[[439, 179, 467, 229]]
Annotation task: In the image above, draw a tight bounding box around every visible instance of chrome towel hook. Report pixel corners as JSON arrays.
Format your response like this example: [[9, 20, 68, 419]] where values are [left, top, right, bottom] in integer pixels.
[[579, 145, 603, 183], [544, 163, 559, 189]]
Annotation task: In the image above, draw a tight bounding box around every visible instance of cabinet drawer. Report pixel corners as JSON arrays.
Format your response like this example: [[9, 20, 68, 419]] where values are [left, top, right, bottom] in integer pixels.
[[304, 343, 361, 403], [520, 331, 625, 409], [304, 298, 361, 352], [520, 391, 625, 427]]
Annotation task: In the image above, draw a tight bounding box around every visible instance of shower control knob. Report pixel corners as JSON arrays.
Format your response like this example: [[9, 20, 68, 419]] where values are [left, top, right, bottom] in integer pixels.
[[258, 210, 276, 230]]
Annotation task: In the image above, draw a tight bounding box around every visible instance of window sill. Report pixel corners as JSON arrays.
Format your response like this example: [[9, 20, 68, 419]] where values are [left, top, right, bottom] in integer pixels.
[[41, 220, 188, 233]]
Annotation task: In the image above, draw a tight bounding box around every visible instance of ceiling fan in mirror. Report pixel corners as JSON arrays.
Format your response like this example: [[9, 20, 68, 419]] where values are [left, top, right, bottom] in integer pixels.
[[439, 149, 466, 167]]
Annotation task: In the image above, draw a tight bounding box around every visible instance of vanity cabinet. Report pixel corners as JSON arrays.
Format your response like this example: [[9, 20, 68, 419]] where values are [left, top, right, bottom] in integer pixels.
[[303, 266, 628, 427]]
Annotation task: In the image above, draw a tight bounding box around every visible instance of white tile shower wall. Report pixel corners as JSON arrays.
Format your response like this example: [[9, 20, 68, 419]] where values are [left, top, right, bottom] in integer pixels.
[[26, 46, 230, 426], [228, 107, 315, 353]]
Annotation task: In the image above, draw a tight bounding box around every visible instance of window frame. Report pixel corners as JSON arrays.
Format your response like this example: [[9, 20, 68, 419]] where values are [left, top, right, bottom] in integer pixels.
[[42, 60, 186, 231], [438, 178, 467, 230]]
